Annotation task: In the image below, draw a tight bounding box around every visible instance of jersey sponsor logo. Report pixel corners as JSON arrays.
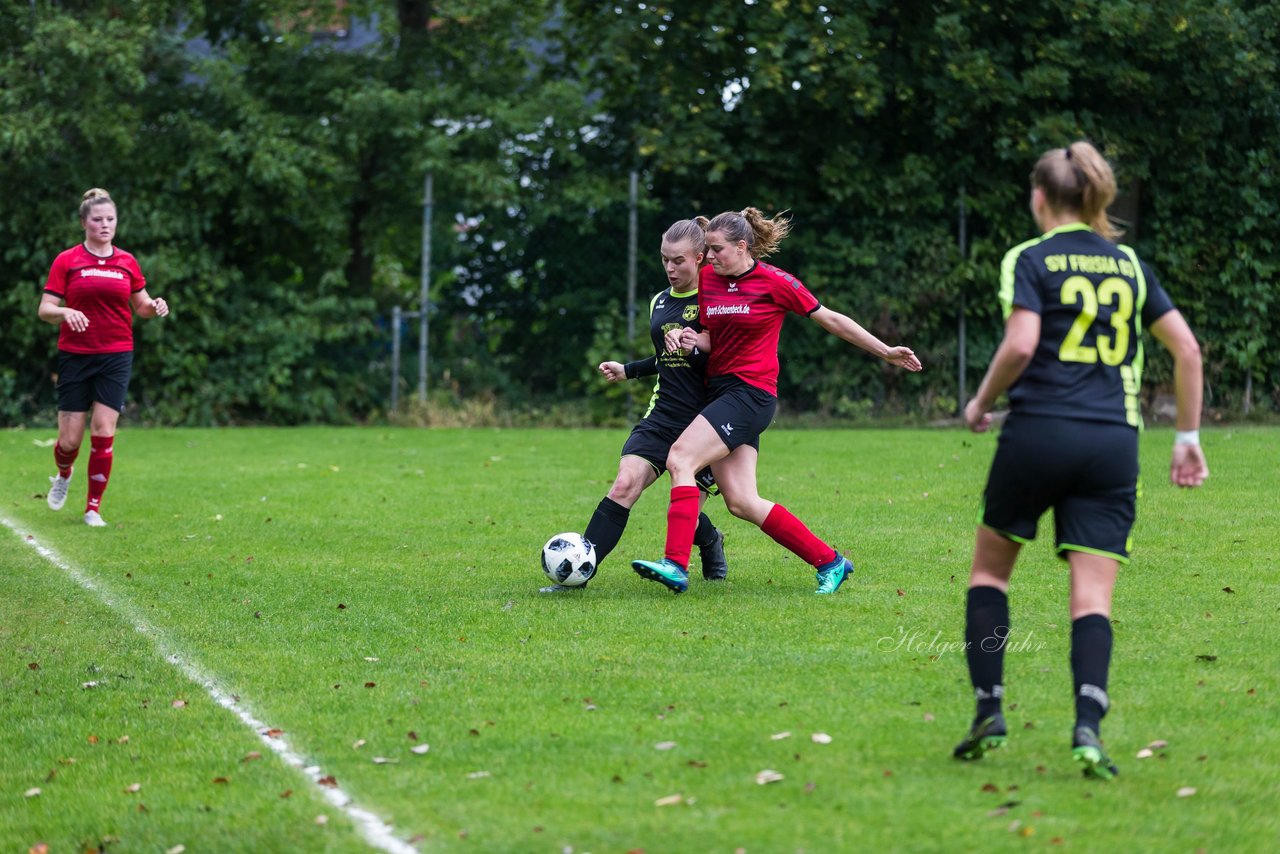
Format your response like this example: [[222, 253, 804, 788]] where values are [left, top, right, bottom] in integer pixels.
[[80, 268, 125, 280], [728, 281, 739, 292], [720, 422, 734, 436], [656, 300, 666, 309], [707, 305, 750, 316], [682, 305, 698, 321]]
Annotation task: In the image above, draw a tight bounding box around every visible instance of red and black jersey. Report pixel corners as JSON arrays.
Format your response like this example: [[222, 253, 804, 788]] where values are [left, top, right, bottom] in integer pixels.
[[698, 261, 820, 396], [44, 244, 147, 354]]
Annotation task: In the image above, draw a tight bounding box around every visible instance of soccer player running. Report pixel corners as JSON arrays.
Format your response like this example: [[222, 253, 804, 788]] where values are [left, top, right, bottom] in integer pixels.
[[541, 219, 731, 592], [631, 208, 922, 594], [953, 142, 1208, 779], [39, 188, 169, 527]]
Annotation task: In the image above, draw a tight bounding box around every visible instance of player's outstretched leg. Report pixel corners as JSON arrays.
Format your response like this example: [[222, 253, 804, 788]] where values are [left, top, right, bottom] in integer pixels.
[[631, 558, 689, 593], [1072, 726, 1119, 780]]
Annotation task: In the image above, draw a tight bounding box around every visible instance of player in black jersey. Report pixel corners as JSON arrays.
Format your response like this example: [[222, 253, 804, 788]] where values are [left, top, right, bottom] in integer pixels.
[[953, 141, 1208, 779], [540, 219, 729, 592]]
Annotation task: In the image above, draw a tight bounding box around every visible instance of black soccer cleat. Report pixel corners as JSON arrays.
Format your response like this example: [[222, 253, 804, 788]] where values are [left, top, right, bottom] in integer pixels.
[[953, 713, 1008, 761], [1072, 726, 1119, 780], [699, 528, 729, 581]]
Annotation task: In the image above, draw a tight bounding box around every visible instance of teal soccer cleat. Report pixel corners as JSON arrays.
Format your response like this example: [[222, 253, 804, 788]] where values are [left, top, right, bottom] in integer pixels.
[[631, 558, 689, 594], [814, 552, 853, 594]]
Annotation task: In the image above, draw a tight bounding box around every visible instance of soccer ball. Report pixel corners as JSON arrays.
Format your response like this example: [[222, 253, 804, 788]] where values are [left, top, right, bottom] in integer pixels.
[[541, 533, 597, 587]]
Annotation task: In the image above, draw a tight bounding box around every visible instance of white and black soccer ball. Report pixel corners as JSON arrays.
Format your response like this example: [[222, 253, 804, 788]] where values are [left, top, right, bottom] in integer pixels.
[[541, 532, 597, 587]]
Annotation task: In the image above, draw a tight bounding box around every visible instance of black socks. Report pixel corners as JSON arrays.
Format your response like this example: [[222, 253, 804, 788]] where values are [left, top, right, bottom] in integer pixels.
[[965, 586, 1009, 720], [1071, 613, 1113, 733], [583, 497, 630, 567]]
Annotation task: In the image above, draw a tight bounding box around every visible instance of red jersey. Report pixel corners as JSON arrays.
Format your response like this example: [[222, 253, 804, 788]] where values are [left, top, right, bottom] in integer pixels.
[[44, 244, 147, 354], [699, 261, 820, 396]]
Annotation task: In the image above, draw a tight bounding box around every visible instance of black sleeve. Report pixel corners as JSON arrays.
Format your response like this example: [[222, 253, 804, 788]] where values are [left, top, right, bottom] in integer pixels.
[[624, 356, 658, 379]]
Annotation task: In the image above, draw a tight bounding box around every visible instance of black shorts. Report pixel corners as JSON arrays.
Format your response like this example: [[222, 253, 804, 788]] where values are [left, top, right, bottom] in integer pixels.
[[56, 351, 134, 414], [981, 414, 1139, 562], [700, 375, 775, 452], [621, 418, 720, 495]]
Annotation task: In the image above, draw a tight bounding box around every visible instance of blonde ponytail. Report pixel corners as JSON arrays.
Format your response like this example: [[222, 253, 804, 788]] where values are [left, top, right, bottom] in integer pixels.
[[1031, 142, 1121, 240]]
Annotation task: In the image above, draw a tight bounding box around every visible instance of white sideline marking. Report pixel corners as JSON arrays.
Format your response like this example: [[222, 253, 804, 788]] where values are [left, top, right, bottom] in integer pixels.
[[1, 515, 417, 854]]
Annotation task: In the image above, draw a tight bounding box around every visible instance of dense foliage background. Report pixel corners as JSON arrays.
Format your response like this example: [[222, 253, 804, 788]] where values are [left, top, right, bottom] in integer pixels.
[[3, 0, 1277, 425]]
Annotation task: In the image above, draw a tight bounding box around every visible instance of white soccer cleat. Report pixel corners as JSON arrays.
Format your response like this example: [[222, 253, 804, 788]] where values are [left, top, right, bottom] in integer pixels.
[[47, 473, 72, 511], [84, 510, 107, 528]]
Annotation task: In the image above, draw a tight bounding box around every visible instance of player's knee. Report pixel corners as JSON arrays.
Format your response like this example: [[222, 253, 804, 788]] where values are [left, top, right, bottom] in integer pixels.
[[607, 473, 644, 504], [722, 494, 758, 522]]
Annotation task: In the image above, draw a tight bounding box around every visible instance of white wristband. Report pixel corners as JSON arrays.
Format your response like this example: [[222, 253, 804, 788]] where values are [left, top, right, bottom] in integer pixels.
[[1174, 430, 1200, 446]]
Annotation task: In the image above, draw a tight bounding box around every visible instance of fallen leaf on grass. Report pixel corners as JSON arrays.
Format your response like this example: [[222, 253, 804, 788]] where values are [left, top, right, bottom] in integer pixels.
[[1136, 748, 1154, 759], [317, 775, 338, 787], [243, 752, 262, 763], [87, 735, 99, 745], [466, 771, 491, 779], [811, 733, 833, 744], [364, 657, 379, 662], [263, 728, 284, 738], [1222, 586, 1234, 594], [212, 777, 229, 784], [171, 699, 187, 708], [1177, 787, 1197, 798], [352, 739, 366, 750], [755, 769, 784, 785], [29, 844, 50, 854], [24, 788, 41, 798], [117, 735, 129, 745], [410, 744, 430, 755], [981, 783, 999, 793], [28, 662, 39, 670], [654, 741, 677, 751], [81, 681, 101, 690], [1148, 739, 1169, 749], [1195, 654, 1217, 662], [315, 815, 329, 825], [279, 789, 292, 798], [124, 783, 142, 793], [770, 731, 791, 740], [654, 794, 683, 806], [372, 757, 398, 765], [165, 846, 186, 854], [364, 682, 377, 688]]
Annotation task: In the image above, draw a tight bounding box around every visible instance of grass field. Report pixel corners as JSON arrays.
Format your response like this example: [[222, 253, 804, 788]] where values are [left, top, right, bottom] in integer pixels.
[[1, 425, 1276, 853]]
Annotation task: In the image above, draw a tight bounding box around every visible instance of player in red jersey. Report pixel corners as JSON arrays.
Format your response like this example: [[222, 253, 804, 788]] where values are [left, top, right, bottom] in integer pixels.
[[38, 188, 169, 527], [632, 208, 922, 594]]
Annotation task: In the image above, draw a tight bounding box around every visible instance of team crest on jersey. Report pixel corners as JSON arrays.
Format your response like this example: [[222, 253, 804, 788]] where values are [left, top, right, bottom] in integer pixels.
[[683, 305, 698, 321]]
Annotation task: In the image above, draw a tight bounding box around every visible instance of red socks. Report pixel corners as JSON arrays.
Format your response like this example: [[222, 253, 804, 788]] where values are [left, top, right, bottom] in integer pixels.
[[85, 435, 114, 513], [762, 504, 836, 568], [54, 441, 78, 478], [663, 485, 702, 569]]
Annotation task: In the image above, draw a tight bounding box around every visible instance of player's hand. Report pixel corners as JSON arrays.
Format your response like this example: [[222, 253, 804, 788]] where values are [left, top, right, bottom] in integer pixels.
[[151, 298, 168, 317], [885, 346, 922, 372], [62, 309, 89, 333], [1170, 443, 1209, 488], [599, 361, 626, 382], [964, 398, 993, 433], [663, 328, 685, 354]]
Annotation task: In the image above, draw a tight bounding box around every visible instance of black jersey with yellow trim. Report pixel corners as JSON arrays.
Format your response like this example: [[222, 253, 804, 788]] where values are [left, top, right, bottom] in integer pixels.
[[634, 286, 709, 429], [999, 223, 1175, 428]]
